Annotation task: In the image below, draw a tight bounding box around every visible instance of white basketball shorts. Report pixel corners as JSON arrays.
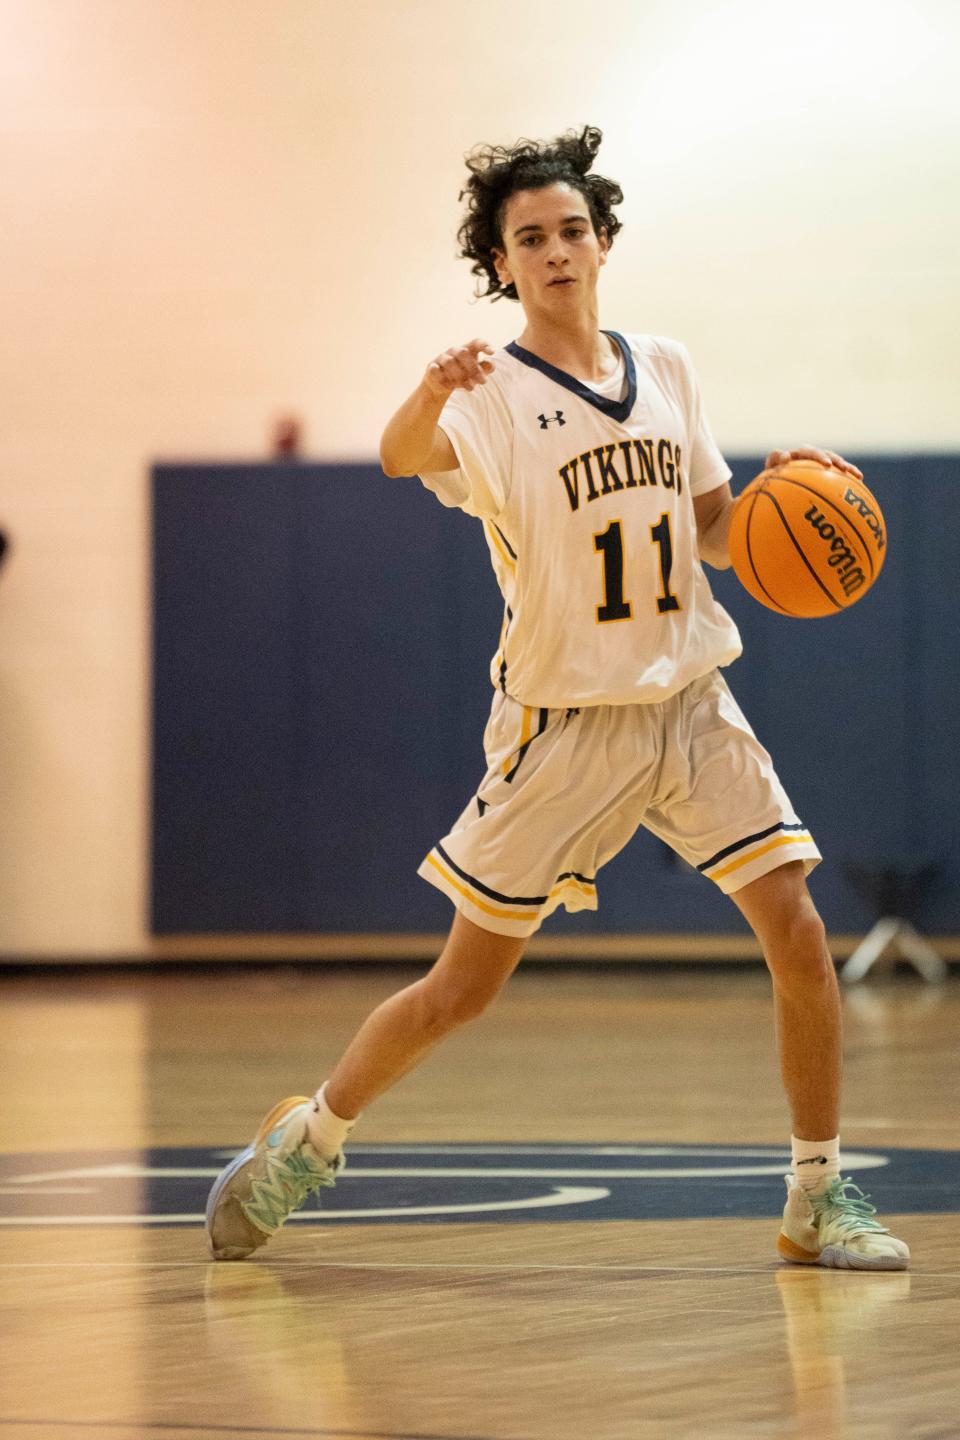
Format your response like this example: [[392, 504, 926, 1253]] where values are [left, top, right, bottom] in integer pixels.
[[418, 669, 821, 938]]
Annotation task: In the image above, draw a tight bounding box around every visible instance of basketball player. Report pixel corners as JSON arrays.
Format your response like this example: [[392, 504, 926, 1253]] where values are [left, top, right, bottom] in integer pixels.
[[207, 127, 908, 1271]]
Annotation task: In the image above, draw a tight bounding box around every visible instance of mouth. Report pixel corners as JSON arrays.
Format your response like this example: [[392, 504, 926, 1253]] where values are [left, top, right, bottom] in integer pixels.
[[548, 277, 575, 287]]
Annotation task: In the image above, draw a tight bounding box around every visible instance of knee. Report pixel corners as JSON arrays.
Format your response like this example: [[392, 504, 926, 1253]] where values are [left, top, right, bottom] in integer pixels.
[[416, 972, 502, 1033], [762, 901, 831, 983]]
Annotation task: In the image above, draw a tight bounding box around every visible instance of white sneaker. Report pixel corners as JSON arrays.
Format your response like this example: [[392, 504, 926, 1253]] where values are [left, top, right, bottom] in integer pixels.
[[778, 1175, 910, 1271]]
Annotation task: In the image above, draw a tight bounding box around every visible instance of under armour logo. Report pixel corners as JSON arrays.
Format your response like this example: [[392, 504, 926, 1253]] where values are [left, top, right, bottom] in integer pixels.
[[538, 410, 565, 428]]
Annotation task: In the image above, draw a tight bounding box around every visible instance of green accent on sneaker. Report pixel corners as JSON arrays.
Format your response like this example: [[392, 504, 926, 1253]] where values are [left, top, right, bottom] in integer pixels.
[[241, 1145, 339, 1237], [810, 1176, 889, 1239]]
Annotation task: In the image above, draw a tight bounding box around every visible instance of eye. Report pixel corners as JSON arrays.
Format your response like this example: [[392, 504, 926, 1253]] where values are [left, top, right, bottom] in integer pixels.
[[520, 235, 540, 247]]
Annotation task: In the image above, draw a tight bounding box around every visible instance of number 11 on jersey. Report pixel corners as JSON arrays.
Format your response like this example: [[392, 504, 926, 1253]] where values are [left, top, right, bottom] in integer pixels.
[[593, 514, 681, 623]]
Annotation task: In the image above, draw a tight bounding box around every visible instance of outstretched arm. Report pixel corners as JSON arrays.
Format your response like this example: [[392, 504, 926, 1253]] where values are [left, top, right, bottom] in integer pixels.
[[380, 340, 495, 478]]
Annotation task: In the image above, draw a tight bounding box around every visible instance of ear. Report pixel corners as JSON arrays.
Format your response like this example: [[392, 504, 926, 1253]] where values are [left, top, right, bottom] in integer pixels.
[[597, 226, 609, 266], [492, 247, 512, 287]]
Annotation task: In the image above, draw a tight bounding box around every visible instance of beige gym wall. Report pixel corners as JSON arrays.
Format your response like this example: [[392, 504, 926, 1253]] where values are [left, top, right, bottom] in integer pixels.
[[1, 0, 957, 957]]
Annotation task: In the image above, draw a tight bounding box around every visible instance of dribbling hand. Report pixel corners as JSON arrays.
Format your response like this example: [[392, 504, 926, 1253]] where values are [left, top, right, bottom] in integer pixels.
[[423, 340, 495, 400], [764, 445, 863, 481]]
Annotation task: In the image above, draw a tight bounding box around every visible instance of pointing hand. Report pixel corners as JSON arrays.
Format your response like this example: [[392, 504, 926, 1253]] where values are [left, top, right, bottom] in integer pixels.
[[423, 339, 496, 400]]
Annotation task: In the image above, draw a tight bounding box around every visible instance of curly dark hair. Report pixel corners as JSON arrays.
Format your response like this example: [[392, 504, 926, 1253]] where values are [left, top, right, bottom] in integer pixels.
[[456, 125, 623, 303]]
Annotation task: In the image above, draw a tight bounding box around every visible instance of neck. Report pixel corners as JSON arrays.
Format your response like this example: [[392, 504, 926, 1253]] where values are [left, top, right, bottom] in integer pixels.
[[516, 304, 611, 381]]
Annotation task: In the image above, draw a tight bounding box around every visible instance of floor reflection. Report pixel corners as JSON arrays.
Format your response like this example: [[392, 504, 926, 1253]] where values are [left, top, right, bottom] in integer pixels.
[[777, 1265, 912, 1436], [202, 1261, 365, 1431]]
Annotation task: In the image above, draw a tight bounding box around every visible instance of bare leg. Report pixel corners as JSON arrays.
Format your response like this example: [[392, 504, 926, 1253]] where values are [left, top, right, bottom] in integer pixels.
[[731, 861, 841, 1140], [324, 911, 527, 1119], [206, 912, 526, 1260]]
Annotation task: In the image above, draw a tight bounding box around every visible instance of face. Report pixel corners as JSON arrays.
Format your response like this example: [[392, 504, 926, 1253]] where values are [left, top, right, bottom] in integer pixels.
[[492, 182, 608, 308]]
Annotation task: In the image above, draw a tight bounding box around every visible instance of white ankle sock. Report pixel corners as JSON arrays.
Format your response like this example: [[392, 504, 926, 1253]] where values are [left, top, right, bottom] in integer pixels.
[[791, 1134, 841, 1193], [305, 1083, 358, 1160]]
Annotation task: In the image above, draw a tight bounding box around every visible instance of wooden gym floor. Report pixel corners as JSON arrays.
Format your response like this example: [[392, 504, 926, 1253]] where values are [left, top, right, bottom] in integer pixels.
[[1, 962, 958, 1440]]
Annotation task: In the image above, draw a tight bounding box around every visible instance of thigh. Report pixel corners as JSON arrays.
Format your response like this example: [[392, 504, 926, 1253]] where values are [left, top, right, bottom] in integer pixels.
[[644, 671, 822, 895], [435, 910, 528, 980], [420, 697, 664, 937]]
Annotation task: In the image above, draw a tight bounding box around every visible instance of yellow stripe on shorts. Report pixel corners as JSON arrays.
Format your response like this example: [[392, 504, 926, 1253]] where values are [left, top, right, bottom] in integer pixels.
[[425, 853, 538, 924], [426, 853, 596, 921], [707, 832, 814, 881]]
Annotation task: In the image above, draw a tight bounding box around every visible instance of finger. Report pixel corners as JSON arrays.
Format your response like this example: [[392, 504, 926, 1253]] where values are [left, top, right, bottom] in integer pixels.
[[768, 446, 850, 474], [452, 347, 490, 385], [765, 446, 864, 484], [442, 350, 475, 385], [429, 346, 491, 393], [426, 359, 466, 396], [823, 449, 864, 479], [427, 358, 456, 387], [467, 338, 496, 356], [797, 445, 858, 476]]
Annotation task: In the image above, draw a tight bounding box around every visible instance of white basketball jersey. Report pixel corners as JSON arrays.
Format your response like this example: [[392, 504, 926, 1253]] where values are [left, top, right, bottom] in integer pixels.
[[420, 332, 743, 707]]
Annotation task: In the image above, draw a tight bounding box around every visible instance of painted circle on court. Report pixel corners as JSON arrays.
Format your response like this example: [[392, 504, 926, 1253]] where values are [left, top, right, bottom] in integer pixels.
[[0, 1143, 956, 1226]]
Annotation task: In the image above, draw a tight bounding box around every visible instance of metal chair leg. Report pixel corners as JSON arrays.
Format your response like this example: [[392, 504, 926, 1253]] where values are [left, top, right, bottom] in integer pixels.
[[841, 918, 947, 985]]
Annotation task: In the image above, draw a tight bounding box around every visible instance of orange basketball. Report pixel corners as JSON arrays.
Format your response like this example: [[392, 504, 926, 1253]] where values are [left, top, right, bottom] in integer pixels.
[[727, 460, 887, 618]]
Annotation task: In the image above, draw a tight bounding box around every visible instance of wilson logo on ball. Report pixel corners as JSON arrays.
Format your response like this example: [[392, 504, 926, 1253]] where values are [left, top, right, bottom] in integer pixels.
[[727, 460, 887, 619], [801, 505, 866, 598]]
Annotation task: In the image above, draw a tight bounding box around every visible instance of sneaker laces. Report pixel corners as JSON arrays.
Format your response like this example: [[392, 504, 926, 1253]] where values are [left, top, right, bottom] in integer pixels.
[[242, 1146, 339, 1236], [810, 1176, 888, 1238]]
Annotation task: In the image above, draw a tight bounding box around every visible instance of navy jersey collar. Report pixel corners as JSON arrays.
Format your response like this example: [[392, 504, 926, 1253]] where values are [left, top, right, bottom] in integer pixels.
[[505, 330, 636, 423]]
